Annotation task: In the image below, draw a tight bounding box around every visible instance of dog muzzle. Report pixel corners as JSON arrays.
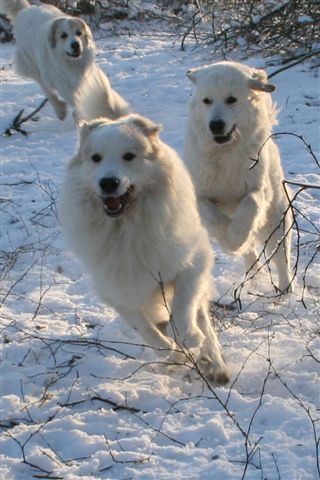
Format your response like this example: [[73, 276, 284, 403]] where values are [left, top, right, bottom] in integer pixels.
[[213, 125, 236, 144], [101, 187, 134, 218]]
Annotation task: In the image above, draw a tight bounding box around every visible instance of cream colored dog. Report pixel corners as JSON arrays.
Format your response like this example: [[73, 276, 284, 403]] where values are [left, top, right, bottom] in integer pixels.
[[185, 61, 293, 293], [59, 114, 229, 385], [1, 0, 129, 122]]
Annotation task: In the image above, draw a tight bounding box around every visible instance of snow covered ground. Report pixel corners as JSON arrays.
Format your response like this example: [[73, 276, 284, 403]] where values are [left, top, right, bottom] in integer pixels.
[[1, 25, 319, 480]]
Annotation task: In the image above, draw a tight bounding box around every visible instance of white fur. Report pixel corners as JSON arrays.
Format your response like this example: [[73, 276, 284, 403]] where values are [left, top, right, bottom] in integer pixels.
[[75, 62, 130, 122], [184, 61, 293, 293], [59, 114, 229, 384], [1, 0, 128, 122]]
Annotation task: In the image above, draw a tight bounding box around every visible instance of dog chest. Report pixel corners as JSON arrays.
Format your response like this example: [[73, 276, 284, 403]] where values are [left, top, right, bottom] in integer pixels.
[[81, 222, 182, 310], [197, 156, 249, 205]]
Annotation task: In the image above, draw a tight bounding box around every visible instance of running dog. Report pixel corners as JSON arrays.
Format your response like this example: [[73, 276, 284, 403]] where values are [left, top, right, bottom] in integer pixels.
[[184, 61, 293, 293], [59, 114, 229, 384], [1, 0, 129, 121]]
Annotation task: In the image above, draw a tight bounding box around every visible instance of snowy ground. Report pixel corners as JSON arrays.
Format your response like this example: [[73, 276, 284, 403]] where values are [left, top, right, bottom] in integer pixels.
[[1, 26, 319, 480]]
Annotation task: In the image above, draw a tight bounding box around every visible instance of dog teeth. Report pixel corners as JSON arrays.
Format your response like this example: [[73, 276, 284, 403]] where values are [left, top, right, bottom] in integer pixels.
[[105, 197, 121, 210], [101, 189, 133, 216]]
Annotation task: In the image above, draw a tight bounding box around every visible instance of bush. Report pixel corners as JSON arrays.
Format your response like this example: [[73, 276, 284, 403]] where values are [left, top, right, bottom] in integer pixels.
[[0, 14, 13, 42], [3, 1, 319, 60], [178, 0, 320, 57]]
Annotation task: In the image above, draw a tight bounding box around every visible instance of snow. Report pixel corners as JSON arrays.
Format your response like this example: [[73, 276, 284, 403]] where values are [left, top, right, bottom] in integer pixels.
[[1, 27, 319, 480], [298, 15, 313, 24]]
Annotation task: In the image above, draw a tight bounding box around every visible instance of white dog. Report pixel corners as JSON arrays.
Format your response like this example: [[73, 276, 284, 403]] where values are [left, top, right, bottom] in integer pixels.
[[184, 61, 293, 293], [59, 114, 229, 385], [1, 0, 129, 121]]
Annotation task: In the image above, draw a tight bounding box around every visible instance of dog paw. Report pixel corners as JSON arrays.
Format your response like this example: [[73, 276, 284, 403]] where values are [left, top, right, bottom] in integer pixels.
[[225, 223, 250, 253], [54, 100, 67, 121], [197, 355, 229, 386], [275, 280, 295, 295], [208, 366, 230, 386], [167, 349, 189, 366], [172, 325, 204, 350]]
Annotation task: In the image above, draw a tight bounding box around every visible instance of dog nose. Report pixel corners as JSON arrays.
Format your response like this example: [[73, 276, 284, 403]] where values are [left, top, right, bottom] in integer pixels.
[[99, 177, 120, 195], [71, 41, 80, 51], [209, 119, 225, 135]]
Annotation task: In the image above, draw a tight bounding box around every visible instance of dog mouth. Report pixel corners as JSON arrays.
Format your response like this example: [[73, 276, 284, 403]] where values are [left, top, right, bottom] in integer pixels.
[[66, 51, 81, 58], [213, 125, 236, 144], [101, 187, 134, 218]]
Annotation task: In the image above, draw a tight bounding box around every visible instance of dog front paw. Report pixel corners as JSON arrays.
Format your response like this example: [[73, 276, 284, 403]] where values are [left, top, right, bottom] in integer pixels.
[[225, 223, 250, 253], [177, 329, 204, 349], [275, 279, 295, 295], [197, 355, 229, 385], [53, 100, 67, 120]]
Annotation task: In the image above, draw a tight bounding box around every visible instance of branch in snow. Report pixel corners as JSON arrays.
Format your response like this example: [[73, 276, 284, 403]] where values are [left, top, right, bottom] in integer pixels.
[[234, 131, 319, 308], [3, 98, 48, 137]]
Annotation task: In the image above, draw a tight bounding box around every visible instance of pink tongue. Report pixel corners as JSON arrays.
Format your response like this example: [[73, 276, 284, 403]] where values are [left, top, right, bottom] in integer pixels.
[[105, 197, 121, 210]]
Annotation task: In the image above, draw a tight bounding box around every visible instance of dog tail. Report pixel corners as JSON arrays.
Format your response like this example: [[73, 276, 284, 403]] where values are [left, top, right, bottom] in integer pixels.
[[0, 0, 30, 21], [75, 64, 130, 122]]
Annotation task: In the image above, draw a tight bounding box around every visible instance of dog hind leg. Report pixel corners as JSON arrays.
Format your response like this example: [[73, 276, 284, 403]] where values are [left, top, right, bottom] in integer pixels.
[[118, 308, 176, 353], [243, 248, 259, 275], [265, 223, 293, 293]]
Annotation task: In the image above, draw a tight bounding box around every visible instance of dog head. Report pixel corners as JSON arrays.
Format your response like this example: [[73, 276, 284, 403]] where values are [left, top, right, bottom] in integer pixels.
[[49, 17, 94, 60], [72, 114, 164, 218], [187, 61, 276, 146]]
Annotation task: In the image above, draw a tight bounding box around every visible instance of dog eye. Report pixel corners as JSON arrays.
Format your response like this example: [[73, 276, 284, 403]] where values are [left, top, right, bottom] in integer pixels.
[[122, 152, 136, 161], [226, 96, 237, 104], [203, 98, 213, 105], [91, 154, 102, 163], [61, 32, 68, 39], [76, 30, 82, 36]]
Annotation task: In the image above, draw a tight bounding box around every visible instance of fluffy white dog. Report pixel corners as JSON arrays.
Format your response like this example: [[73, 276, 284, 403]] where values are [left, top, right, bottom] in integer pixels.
[[184, 61, 293, 293], [1, 0, 129, 121], [59, 114, 229, 385]]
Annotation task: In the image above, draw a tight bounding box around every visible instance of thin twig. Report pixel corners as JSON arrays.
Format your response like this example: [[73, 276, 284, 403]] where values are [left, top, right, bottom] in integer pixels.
[[3, 98, 48, 137]]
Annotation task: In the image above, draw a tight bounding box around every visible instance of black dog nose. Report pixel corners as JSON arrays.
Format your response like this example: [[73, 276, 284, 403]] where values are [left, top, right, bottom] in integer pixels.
[[99, 177, 120, 195], [71, 41, 80, 51], [209, 119, 225, 135]]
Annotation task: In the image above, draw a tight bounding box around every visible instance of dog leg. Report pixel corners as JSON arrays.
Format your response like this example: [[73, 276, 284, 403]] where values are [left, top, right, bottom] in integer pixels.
[[38, 82, 67, 120], [170, 258, 212, 349], [198, 198, 231, 244], [196, 306, 229, 385], [72, 110, 80, 127], [48, 94, 67, 121], [243, 248, 259, 274], [119, 308, 176, 353], [265, 225, 293, 293], [226, 192, 261, 253]]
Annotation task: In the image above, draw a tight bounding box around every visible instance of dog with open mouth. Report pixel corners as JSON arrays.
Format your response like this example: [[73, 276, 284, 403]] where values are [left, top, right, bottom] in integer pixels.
[[59, 114, 229, 385], [1, 0, 128, 124], [1, 0, 95, 121], [184, 61, 293, 293]]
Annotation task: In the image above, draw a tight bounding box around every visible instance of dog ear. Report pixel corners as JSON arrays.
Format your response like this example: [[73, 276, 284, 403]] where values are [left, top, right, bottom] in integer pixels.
[[129, 114, 162, 138], [186, 68, 199, 84], [76, 18, 94, 49], [83, 20, 94, 47], [79, 118, 109, 140], [70, 122, 89, 166], [75, 120, 102, 161], [75, 121, 90, 153], [79, 120, 90, 137], [48, 18, 63, 49], [249, 69, 276, 93]]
